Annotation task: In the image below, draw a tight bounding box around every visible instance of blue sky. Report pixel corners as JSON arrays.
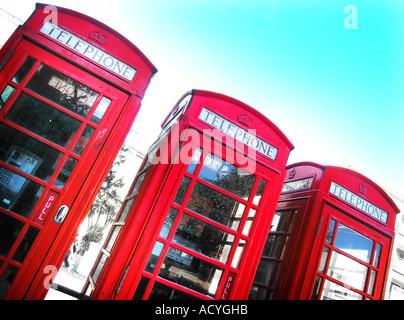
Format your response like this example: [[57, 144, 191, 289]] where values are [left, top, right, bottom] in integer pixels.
[[2, 0, 404, 195]]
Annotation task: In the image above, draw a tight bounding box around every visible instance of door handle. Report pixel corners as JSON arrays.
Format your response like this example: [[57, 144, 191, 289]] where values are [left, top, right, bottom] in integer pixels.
[[54, 205, 69, 224]]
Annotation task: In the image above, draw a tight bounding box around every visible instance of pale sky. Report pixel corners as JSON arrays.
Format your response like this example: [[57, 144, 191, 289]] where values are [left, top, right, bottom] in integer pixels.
[[2, 0, 403, 196]]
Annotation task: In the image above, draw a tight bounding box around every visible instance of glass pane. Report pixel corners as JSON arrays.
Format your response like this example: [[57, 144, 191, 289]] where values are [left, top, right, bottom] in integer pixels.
[[174, 176, 191, 205], [132, 277, 150, 300], [253, 179, 267, 205], [311, 276, 323, 300], [0, 213, 24, 257], [5, 93, 82, 148], [326, 219, 336, 244], [186, 182, 245, 230], [276, 211, 291, 232], [104, 225, 121, 252], [367, 270, 377, 295], [159, 208, 178, 239], [186, 147, 202, 175], [159, 247, 223, 297], [91, 97, 111, 124], [145, 241, 164, 273], [0, 123, 63, 182], [373, 243, 381, 267], [288, 210, 297, 232], [172, 213, 234, 263], [11, 56, 36, 84], [242, 219, 253, 237], [248, 285, 268, 300], [91, 253, 107, 284], [1, 85, 16, 108], [321, 280, 363, 300], [334, 224, 374, 263], [26, 64, 99, 118], [270, 212, 281, 231], [12, 226, 40, 263], [327, 251, 368, 291], [253, 260, 276, 284], [242, 209, 257, 236], [149, 282, 200, 300], [231, 239, 246, 268], [0, 166, 43, 218], [198, 152, 256, 199], [73, 125, 95, 156], [117, 198, 134, 223], [262, 234, 283, 258], [280, 236, 289, 259], [53, 157, 78, 189], [0, 265, 19, 299], [318, 247, 330, 273]]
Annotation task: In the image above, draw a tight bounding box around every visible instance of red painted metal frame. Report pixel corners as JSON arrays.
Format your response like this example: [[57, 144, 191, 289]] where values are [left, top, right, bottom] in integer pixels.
[[0, 3, 156, 299], [271, 162, 399, 300], [90, 90, 294, 300]]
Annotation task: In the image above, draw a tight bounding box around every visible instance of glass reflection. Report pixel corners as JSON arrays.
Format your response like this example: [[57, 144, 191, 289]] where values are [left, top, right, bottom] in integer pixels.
[[327, 251, 368, 291], [173, 213, 234, 263], [12, 56, 36, 85], [231, 239, 246, 268], [5, 93, 82, 148], [54, 157, 78, 189], [91, 97, 111, 124], [322, 279, 362, 300], [334, 224, 373, 263], [160, 208, 179, 239], [159, 247, 223, 297], [373, 243, 381, 267], [149, 282, 201, 300], [198, 152, 256, 199], [253, 179, 266, 205], [186, 147, 202, 175], [146, 242, 164, 273], [0, 212, 24, 257], [186, 182, 245, 231], [248, 285, 267, 300], [253, 259, 276, 284], [26, 64, 99, 118], [326, 219, 336, 244], [73, 125, 95, 156], [12, 226, 39, 263], [1, 85, 16, 108]]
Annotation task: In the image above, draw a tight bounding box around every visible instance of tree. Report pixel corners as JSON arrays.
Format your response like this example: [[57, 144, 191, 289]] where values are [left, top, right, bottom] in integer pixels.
[[79, 143, 129, 254]]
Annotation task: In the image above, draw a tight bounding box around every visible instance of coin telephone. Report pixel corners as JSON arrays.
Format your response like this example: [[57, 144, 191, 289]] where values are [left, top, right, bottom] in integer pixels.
[[0, 146, 42, 210]]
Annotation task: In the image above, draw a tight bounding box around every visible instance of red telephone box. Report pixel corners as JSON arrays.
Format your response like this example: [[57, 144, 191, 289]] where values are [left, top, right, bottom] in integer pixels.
[[87, 89, 294, 300], [249, 162, 399, 300], [0, 3, 156, 299]]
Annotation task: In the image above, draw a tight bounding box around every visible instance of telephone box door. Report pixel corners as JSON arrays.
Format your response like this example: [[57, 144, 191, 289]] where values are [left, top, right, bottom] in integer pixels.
[[0, 40, 130, 299]]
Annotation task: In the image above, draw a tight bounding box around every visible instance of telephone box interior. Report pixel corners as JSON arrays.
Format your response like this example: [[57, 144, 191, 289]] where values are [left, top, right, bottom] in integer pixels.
[[88, 89, 294, 300], [249, 162, 399, 300], [0, 3, 156, 299]]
